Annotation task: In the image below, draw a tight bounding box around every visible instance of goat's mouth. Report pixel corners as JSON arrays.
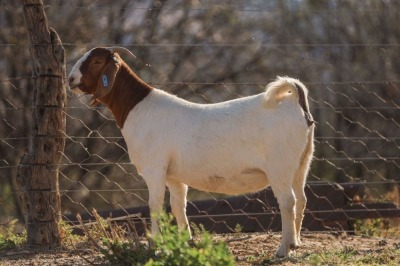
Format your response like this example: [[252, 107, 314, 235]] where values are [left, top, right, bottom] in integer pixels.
[[68, 83, 93, 98], [68, 83, 87, 94], [68, 82, 81, 90]]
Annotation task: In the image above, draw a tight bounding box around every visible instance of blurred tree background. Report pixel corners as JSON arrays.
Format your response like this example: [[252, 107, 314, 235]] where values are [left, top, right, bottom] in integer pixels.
[[1, 0, 399, 223]]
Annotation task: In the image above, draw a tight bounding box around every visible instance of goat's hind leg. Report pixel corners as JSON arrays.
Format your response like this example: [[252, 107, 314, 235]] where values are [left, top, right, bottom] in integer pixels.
[[167, 180, 192, 239], [293, 127, 314, 246], [292, 175, 306, 248]]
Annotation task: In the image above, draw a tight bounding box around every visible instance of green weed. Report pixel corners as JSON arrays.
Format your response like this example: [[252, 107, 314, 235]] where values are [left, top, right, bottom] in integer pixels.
[[77, 210, 235, 265], [304, 245, 400, 266], [0, 219, 26, 250], [354, 218, 387, 237], [146, 214, 235, 266]]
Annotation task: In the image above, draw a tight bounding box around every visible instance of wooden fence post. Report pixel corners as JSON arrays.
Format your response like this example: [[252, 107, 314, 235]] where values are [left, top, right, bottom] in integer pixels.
[[16, 0, 66, 247]]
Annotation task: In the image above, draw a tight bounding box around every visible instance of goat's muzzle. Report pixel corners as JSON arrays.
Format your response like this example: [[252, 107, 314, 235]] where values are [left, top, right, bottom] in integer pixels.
[[68, 76, 79, 89], [68, 83, 81, 91]]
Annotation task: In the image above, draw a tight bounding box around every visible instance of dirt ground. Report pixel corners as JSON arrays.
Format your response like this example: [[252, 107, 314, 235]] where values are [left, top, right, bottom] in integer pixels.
[[0, 232, 399, 265], [223, 232, 399, 265]]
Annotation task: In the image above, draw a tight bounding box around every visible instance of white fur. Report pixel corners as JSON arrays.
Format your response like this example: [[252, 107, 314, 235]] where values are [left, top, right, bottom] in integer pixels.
[[68, 51, 89, 94], [120, 77, 314, 257]]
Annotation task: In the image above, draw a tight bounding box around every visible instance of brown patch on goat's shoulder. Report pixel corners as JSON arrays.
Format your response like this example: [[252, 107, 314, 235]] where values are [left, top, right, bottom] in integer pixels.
[[100, 59, 153, 128]]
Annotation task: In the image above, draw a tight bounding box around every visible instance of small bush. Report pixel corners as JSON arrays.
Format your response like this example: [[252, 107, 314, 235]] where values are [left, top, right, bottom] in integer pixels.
[[79, 210, 235, 265], [354, 218, 389, 237], [145, 214, 235, 266], [101, 237, 153, 265], [77, 210, 154, 265], [59, 219, 85, 248]]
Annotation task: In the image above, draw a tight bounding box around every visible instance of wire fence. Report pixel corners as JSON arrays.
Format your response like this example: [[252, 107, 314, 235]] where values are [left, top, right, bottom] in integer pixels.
[[1, 75, 399, 235], [1, 0, 400, 237]]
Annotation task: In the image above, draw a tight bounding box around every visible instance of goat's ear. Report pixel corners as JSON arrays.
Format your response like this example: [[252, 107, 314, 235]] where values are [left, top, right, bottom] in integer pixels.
[[94, 54, 121, 100]]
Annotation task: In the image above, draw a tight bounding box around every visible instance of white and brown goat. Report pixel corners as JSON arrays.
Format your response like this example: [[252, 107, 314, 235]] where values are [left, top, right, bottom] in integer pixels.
[[68, 47, 315, 257]]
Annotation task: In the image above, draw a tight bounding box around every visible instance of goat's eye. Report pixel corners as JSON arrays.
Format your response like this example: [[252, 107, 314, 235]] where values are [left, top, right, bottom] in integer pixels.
[[93, 60, 103, 65]]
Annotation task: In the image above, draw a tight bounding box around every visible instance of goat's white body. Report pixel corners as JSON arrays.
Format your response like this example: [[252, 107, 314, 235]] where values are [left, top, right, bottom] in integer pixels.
[[123, 89, 307, 195], [122, 88, 314, 257]]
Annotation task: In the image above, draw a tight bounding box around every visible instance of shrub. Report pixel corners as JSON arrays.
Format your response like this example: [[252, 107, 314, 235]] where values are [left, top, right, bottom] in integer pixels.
[[145, 214, 235, 266], [79, 210, 235, 265], [0, 219, 26, 250]]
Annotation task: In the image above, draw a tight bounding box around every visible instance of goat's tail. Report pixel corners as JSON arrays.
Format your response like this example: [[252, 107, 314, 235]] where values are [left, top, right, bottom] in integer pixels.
[[265, 77, 314, 127], [293, 81, 314, 127]]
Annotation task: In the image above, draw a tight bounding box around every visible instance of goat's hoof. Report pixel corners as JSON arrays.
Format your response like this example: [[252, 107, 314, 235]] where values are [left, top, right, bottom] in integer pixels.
[[296, 239, 303, 246], [275, 246, 289, 258], [276, 242, 299, 257], [275, 252, 287, 258], [290, 238, 303, 250]]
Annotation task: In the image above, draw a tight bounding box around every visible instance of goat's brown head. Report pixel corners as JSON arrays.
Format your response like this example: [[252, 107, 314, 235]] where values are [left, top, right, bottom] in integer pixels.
[[68, 47, 135, 104]]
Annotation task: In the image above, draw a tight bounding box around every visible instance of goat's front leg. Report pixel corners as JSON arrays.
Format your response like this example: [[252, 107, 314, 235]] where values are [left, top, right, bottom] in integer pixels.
[[167, 180, 191, 239], [142, 168, 166, 237]]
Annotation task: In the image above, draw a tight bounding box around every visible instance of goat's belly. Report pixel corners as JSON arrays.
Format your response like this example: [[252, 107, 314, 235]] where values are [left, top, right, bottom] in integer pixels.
[[172, 168, 269, 195]]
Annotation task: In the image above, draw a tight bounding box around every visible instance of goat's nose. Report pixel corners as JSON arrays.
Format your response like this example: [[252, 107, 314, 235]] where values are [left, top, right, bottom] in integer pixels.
[[68, 76, 75, 85]]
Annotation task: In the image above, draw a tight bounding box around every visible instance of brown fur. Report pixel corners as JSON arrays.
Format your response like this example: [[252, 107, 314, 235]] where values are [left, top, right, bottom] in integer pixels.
[[78, 48, 152, 128], [295, 83, 314, 127]]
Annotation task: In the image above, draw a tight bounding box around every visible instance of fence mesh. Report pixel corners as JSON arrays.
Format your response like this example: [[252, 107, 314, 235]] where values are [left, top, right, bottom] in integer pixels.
[[1, 0, 400, 236]]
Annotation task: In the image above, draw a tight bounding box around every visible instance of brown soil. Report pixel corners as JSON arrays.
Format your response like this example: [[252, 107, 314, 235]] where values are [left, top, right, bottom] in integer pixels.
[[0, 233, 398, 265], [221, 232, 399, 265]]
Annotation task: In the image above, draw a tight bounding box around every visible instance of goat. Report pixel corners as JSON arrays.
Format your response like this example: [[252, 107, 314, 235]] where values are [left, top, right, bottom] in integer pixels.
[[68, 47, 315, 257]]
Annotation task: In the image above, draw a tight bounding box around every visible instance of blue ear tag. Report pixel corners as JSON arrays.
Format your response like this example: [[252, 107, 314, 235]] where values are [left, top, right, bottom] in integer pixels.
[[102, 74, 109, 87]]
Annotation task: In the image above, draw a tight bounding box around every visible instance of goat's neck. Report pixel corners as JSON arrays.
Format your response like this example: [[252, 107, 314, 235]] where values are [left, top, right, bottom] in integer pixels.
[[101, 63, 152, 128]]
